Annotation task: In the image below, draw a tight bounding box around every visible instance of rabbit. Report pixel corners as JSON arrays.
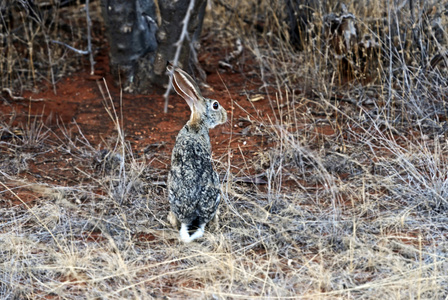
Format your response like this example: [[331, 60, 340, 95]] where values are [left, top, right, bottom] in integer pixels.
[[166, 65, 227, 243]]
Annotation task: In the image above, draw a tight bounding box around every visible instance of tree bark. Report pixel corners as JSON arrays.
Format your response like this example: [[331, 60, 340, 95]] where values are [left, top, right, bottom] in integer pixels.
[[284, 0, 321, 51], [101, 0, 206, 93]]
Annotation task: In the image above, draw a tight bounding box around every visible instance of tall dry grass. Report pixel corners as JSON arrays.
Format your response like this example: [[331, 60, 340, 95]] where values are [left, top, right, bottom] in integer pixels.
[[0, 1, 101, 95], [1, 0, 448, 299]]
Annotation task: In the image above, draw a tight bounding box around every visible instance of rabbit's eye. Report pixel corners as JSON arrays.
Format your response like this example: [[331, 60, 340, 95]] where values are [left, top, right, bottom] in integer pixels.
[[212, 101, 219, 110]]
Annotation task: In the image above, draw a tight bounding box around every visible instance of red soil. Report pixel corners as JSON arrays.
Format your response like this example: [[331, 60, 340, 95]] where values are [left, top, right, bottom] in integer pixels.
[[0, 45, 276, 206]]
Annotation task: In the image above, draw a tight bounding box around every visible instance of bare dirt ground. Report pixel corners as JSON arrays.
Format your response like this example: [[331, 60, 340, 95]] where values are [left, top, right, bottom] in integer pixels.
[[1, 43, 271, 199]]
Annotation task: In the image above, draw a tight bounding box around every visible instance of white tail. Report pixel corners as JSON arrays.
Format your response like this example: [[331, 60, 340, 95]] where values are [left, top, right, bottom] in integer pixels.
[[179, 223, 206, 243]]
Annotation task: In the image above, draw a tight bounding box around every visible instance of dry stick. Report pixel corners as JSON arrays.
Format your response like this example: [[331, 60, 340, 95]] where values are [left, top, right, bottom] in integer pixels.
[[85, 0, 95, 75], [163, 0, 196, 113], [386, 0, 393, 121], [413, 0, 426, 69], [50, 0, 95, 72], [44, 34, 57, 94], [51, 40, 89, 55]]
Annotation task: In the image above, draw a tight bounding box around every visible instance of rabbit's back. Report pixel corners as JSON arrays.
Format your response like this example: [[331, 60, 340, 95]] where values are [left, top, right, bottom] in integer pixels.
[[168, 125, 220, 225]]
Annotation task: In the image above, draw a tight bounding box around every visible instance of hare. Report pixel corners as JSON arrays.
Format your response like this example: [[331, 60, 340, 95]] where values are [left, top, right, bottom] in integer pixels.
[[166, 65, 227, 243]]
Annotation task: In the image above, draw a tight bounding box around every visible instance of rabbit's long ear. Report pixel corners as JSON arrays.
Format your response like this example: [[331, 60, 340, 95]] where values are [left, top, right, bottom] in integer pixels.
[[168, 65, 204, 113]]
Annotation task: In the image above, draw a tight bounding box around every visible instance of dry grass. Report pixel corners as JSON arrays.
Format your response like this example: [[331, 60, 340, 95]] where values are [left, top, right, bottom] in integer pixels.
[[1, 0, 448, 299], [0, 1, 101, 95]]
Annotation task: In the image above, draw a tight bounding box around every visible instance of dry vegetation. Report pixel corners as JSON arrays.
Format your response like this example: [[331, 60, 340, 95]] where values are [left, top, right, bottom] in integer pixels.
[[1, 0, 448, 299]]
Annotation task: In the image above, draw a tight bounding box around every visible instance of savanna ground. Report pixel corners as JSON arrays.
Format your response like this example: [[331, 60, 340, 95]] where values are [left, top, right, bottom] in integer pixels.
[[1, 0, 448, 299]]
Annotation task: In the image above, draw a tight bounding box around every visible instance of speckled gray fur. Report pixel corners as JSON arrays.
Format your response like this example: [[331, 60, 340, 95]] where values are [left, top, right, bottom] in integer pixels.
[[166, 65, 227, 242], [168, 123, 220, 225]]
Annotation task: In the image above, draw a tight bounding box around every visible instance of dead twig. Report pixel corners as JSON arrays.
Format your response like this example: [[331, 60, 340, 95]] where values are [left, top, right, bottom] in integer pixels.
[[163, 0, 196, 113]]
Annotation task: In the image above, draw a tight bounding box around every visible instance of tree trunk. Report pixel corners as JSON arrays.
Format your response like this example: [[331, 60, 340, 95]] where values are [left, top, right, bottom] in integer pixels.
[[284, 0, 321, 51], [100, 0, 206, 93], [149, 0, 206, 86]]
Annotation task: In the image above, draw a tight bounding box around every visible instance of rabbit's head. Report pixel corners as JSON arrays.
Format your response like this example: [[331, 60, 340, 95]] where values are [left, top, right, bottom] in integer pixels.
[[168, 65, 227, 130]]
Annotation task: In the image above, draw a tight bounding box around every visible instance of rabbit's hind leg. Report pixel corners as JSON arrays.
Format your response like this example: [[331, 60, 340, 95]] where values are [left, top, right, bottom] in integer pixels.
[[209, 209, 219, 231], [168, 211, 180, 228]]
